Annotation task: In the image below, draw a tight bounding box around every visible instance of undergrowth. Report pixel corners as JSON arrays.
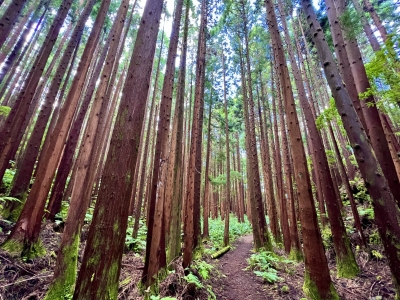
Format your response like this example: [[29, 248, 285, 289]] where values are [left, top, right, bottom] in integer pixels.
[[206, 214, 252, 252], [247, 250, 295, 284]]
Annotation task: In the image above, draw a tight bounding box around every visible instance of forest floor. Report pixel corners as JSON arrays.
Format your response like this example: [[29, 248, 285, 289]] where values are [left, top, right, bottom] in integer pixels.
[[0, 221, 397, 299], [208, 234, 396, 300]]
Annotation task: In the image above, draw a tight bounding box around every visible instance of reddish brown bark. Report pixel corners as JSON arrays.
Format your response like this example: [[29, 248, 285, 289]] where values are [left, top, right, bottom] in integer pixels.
[[0, 0, 29, 48], [72, 0, 163, 297], [274, 73, 291, 254], [301, 1, 400, 295], [259, 78, 280, 242], [183, 0, 207, 268], [334, 0, 400, 207], [45, 35, 109, 220], [351, 0, 381, 51], [202, 94, 213, 238], [0, 0, 72, 183], [265, 1, 336, 297], [7, 1, 93, 203], [143, 0, 183, 284], [362, 0, 388, 42], [2, 0, 110, 256]]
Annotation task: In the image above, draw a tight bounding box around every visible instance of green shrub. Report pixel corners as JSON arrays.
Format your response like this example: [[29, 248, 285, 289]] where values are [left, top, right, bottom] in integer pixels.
[[0, 106, 11, 117], [246, 251, 286, 284], [125, 217, 147, 253], [207, 214, 252, 250]]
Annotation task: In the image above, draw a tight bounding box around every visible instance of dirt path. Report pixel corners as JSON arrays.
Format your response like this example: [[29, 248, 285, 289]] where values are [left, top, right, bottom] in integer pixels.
[[211, 235, 268, 300]]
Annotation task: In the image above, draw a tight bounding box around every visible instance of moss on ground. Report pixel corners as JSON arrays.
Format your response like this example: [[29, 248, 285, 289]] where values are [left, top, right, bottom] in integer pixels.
[[1, 238, 45, 259], [2, 199, 24, 222], [1, 239, 24, 256]]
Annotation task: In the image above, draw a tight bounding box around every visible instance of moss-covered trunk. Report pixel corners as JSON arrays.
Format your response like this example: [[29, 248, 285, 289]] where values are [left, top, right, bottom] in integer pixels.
[[72, 0, 163, 298], [301, 0, 400, 297]]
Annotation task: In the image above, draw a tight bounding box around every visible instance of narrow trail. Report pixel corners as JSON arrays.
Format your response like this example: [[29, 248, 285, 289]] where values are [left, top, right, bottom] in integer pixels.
[[211, 235, 267, 300]]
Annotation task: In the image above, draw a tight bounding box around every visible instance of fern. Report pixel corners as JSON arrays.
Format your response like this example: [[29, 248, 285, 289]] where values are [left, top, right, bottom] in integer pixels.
[[183, 273, 203, 288], [254, 269, 279, 283]]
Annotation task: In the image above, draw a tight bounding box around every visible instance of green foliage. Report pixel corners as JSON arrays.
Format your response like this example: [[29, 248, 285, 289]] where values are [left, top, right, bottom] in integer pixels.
[[371, 249, 383, 260], [183, 273, 203, 288], [369, 230, 381, 245], [321, 227, 333, 249], [281, 285, 290, 293], [325, 149, 337, 167], [350, 177, 371, 204], [315, 98, 341, 130], [0, 106, 11, 117], [1, 168, 15, 193], [54, 201, 70, 225], [361, 35, 400, 108], [125, 217, 147, 253], [207, 215, 252, 250], [0, 196, 21, 222], [192, 260, 214, 280], [358, 206, 374, 221], [253, 269, 279, 284], [84, 206, 94, 223], [247, 251, 283, 284], [150, 296, 177, 300], [338, 6, 363, 41]]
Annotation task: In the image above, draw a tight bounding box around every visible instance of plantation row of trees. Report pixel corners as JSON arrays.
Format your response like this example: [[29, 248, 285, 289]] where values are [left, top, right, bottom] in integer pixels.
[[0, 0, 399, 299]]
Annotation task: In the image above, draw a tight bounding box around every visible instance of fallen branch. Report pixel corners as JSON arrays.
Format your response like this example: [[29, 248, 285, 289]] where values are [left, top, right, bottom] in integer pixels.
[[211, 246, 230, 259]]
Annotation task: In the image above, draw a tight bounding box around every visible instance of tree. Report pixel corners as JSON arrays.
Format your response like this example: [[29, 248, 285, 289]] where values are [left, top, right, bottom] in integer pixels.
[[3, 0, 110, 256], [278, 0, 358, 275], [265, 0, 338, 298], [183, 0, 208, 268], [143, 0, 184, 285], [72, 0, 163, 298], [300, 1, 400, 297], [0, 0, 29, 48], [44, 1, 133, 298]]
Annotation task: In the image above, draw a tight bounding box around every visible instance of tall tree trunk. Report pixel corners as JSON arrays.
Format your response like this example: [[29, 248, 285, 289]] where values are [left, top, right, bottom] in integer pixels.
[[132, 29, 164, 239], [265, 1, 338, 298], [351, 0, 381, 51], [362, 0, 388, 42], [143, 0, 183, 285], [301, 1, 400, 296], [282, 0, 359, 275], [235, 132, 245, 223], [183, 0, 207, 268], [328, 122, 366, 246], [240, 0, 270, 250], [6, 0, 94, 207], [0, 1, 40, 82], [202, 87, 213, 238], [0, 6, 46, 106], [45, 33, 110, 221], [0, 0, 29, 48], [0, 0, 72, 185], [166, 1, 189, 263], [275, 73, 291, 254], [72, 0, 163, 298], [45, 2, 132, 298], [259, 77, 280, 242], [1, 0, 110, 258], [334, 0, 400, 207], [222, 52, 230, 247]]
